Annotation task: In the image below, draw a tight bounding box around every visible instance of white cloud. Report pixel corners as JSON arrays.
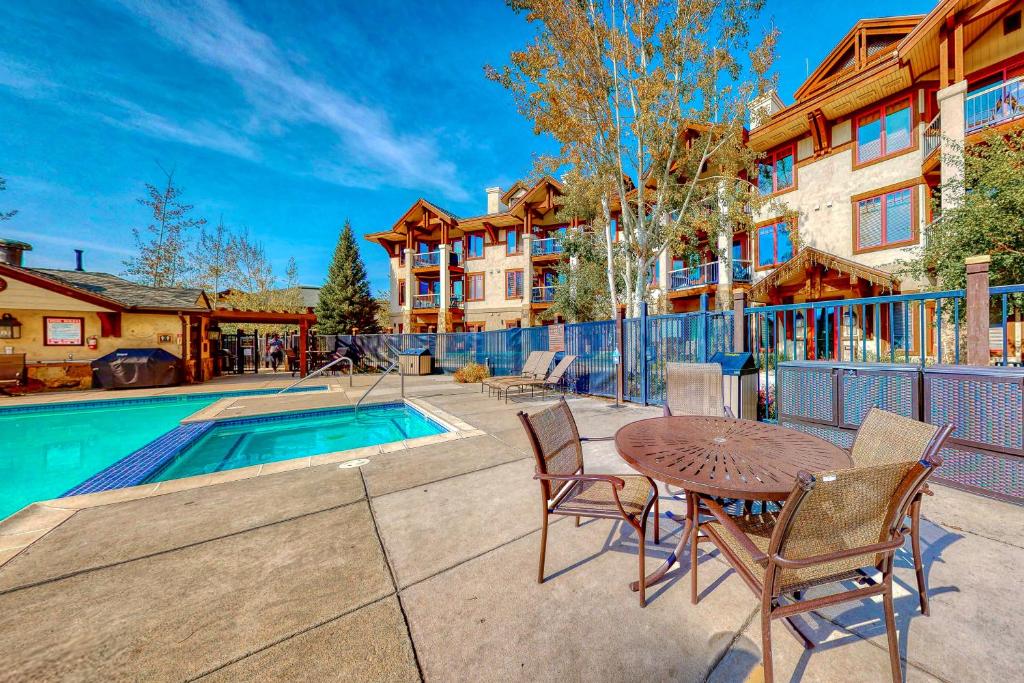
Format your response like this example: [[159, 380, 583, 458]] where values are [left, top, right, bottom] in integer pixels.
[[111, 0, 469, 201]]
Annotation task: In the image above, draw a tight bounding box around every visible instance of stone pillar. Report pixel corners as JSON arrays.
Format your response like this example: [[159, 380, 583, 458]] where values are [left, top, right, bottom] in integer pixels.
[[521, 233, 534, 327], [733, 290, 747, 353], [938, 80, 967, 212], [402, 248, 414, 331], [438, 244, 451, 332], [965, 255, 991, 366]]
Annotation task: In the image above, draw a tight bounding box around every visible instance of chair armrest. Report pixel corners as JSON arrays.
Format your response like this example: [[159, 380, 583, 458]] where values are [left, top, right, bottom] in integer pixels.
[[580, 436, 614, 443], [723, 405, 735, 419], [772, 534, 906, 569], [700, 496, 769, 566], [534, 473, 625, 490]]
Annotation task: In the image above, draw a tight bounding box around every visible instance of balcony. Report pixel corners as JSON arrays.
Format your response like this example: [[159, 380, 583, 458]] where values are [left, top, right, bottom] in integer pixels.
[[669, 260, 752, 292], [413, 250, 462, 269], [412, 293, 440, 309], [531, 285, 556, 303], [531, 237, 563, 258], [966, 77, 1024, 133], [923, 112, 941, 159]]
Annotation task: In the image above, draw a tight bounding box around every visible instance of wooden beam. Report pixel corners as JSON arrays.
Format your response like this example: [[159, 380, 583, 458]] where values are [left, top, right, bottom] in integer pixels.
[[954, 23, 964, 83], [939, 31, 949, 89], [961, 0, 1012, 24], [481, 221, 498, 244]]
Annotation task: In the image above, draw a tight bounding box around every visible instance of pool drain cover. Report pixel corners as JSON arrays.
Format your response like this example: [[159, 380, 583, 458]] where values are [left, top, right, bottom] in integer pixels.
[[338, 458, 370, 469]]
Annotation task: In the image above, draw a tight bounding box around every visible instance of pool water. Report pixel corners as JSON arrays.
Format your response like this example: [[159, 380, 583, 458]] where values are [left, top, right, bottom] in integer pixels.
[[0, 390, 320, 520], [148, 404, 445, 482]]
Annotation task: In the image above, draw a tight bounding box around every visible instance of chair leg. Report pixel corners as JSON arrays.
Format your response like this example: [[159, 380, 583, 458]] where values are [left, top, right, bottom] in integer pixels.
[[538, 509, 549, 584], [638, 526, 647, 608], [690, 506, 700, 605], [883, 574, 903, 683], [761, 604, 774, 683], [574, 516, 580, 527], [653, 494, 660, 545], [910, 498, 929, 616]]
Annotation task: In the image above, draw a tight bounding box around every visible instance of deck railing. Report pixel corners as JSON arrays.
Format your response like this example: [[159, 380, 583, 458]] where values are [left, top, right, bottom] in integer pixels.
[[531, 237, 563, 256], [531, 285, 556, 303], [413, 250, 441, 268], [412, 293, 440, 309], [923, 112, 941, 158], [669, 260, 752, 291], [966, 77, 1024, 133]]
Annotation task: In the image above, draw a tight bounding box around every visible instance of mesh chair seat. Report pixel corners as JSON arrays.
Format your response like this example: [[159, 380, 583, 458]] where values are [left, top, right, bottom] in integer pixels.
[[553, 475, 654, 519]]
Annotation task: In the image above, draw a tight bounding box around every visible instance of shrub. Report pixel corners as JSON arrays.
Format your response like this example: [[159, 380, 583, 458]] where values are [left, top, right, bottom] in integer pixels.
[[454, 362, 490, 383]]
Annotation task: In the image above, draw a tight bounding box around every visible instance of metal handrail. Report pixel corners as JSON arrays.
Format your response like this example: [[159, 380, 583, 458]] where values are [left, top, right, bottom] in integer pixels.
[[277, 354, 353, 394], [355, 338, 404, 411]]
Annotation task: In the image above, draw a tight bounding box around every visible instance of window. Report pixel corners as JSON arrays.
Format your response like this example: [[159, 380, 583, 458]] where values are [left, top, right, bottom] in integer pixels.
[[855, 186, 915, 252], [756, 221, 793, 269], [505, 270, 523, 299], [757, 146, 795, 194], [399, 247, 406, 266], [467, 273, 485, 301], [398, 279, 405, 306], [467, 233, 485, 259], [856, 97, 912, 163], [506, 228, 519, 255]]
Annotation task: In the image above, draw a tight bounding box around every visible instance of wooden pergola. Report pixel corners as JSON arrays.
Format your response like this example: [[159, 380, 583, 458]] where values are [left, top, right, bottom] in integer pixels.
[[209, 308, 318, 376]]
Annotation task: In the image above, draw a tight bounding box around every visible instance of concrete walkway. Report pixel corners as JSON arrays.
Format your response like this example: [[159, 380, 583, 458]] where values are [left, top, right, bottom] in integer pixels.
[[0, 376, 1020, 681]]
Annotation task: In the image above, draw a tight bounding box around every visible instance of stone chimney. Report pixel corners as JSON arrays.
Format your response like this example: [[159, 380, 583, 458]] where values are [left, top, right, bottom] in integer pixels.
[[0, 238, 32, 267], [486, 187, 503, 214], [749, 91, 785, 130]]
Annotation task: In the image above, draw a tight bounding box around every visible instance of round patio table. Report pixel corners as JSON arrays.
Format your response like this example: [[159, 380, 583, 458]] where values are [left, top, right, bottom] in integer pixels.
[[615, 415, 851, 592]]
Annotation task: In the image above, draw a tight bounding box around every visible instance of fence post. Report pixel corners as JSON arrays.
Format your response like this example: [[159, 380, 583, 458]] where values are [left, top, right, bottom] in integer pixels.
[[733, 290, 747, 353], [966, 255, 991, 366], [640, 301, 649, 405], [615, 311, 624, 405], [699, 293, 709, 362]]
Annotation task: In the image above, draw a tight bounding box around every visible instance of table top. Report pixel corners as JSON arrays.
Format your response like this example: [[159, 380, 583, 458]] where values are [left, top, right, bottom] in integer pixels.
[[615, 416, 852, 501]]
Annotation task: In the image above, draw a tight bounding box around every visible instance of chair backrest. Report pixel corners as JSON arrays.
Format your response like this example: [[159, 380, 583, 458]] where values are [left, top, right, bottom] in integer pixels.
[[767, 459, 928, 591], [0, 354, 25, 381], [519, 351, 544, 377], [543, 354, 576, 385], [518, 399, 584, 501], [850, 407, 944, 467], [664, 362, 724, 416]]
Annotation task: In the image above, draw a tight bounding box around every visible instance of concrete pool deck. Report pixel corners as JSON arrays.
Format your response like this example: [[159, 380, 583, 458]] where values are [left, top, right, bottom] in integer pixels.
[[0, 374, 1021, 681]]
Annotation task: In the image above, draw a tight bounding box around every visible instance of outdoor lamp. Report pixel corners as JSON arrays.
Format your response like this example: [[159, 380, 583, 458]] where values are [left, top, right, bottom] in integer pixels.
[[0, 313, 22, 339], [207, 324, 222, 342]]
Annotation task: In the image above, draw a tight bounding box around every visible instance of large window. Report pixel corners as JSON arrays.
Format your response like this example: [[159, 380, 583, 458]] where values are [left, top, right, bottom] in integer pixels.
[[855, 186, 914, 252], [505, 269, 523, 298], [756, 221, 793, 269], [467, 273, 485, 301], [467, 233, 485, 259], [758, 146, 795, 194], [856, 97, 912, 163]]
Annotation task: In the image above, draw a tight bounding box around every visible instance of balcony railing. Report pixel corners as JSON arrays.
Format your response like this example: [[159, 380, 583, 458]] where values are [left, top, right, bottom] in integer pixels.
[[412, 293, 440, 309], [531, 285, 556, 303], [531, 237, 563, 257], [923, 112, 941, 158], [449, 294, 464, 309], [669, 260, 751, 291], [413, 250, 440, 268], [966, 77, 1024, 133]]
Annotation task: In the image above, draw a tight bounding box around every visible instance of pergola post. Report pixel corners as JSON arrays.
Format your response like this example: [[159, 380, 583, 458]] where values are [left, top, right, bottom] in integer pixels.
[[299, 319, 309, 377], [965, 255, 991, 366], [733, 290, 747, 353]]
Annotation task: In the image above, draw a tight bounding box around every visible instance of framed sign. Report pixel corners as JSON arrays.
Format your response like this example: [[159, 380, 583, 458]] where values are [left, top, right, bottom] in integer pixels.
[[44, 316, 84, 346]]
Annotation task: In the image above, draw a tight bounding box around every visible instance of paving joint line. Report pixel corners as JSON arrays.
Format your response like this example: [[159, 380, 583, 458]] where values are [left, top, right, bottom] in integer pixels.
[[0, 498, 367, 597], [368, 452, 530, 500], [0, 508, 80, 572], [703, 607, 758, 683]]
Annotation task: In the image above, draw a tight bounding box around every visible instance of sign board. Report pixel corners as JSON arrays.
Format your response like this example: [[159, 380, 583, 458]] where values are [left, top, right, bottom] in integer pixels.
[[44, 317, 84, 346], [548, 324, 565, 352]]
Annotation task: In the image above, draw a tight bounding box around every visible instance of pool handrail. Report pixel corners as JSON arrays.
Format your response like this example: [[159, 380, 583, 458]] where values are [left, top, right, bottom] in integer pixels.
[[277, 355, 353, 394]]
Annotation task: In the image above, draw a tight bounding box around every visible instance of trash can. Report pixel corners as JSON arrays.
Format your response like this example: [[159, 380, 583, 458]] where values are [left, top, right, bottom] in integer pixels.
[[710, 351, 757, 420], [399, 347, 432, 376]]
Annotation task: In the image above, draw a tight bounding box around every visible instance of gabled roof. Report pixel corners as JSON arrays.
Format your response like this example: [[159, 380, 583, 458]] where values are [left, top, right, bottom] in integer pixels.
[[500, 181, 528, 206], [1, 263, 211, 311], [749, 247, 899, 303]]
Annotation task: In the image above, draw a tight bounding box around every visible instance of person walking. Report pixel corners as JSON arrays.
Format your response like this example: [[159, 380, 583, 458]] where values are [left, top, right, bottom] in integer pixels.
[[268, 333, 285, 372]]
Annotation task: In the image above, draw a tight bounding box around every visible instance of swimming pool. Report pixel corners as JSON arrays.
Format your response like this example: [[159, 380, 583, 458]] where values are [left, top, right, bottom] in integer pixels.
[[0, 388, 323, 520], [147, 403, 446, 482]]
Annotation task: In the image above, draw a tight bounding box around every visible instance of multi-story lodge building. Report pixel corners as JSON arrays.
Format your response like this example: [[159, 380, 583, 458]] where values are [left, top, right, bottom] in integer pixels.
[[369, 0, 1024, 334]]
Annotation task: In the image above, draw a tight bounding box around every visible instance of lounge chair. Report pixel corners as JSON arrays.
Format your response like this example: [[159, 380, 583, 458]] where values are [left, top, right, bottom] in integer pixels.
[[691, 410, 953, 683], [848, 407, 947, 615], [482, 350, 554, 395], [0, 353, 25, 394], [498, 354, 576, 402], [663, 361, 733, 417], [518, 399, 659, 606]]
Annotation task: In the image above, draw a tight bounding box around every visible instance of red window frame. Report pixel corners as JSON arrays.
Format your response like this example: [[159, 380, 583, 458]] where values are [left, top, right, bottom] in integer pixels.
[[466, 233, 485, 259], [467, 273, 485, 301], [505, 269, 523, 299], [398, 279, 405, 306], [755, 219, 794, 270], [853, 185, 918, 254], [758, 144, 795, 195], [854, 95, 913, 165]]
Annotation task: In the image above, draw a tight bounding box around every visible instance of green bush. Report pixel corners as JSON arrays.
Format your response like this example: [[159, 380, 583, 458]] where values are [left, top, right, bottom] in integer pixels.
[[454, 362, 490, 383]]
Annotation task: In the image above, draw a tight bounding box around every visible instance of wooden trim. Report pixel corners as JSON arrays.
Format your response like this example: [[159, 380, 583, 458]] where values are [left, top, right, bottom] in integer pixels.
[[851, 181, 921, 255], [852, 93, 917, 169], [398, 279, 406, 307], [505, 269, 524, 300], [466, 272, 485, 301]]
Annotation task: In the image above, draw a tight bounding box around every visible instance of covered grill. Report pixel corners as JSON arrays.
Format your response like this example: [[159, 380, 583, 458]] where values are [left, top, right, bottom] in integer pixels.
[[91, 348, 182, 389]]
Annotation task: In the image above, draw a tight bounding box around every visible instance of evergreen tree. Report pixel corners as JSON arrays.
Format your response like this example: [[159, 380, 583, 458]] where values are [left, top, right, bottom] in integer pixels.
[[316, 220, 381, 334]]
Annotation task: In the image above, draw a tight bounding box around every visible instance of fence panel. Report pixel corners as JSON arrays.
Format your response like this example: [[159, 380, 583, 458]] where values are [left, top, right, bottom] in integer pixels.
[[644, 311, 733, 405], [564, 319, 618, 398]]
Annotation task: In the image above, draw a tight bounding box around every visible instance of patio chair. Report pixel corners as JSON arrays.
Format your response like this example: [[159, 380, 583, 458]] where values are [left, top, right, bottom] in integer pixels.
[[0, 353, 25, 393], [691, 419, 953, 683], [519, 399, 660, 606], [498, 354, 576, 403], [663, 362, 733, 418], [482, 351, 554, 395], [849, 408, 949, 616]]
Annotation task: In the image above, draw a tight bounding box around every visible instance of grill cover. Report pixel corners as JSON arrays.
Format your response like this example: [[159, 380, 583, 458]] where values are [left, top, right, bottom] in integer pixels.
[[91, 348, 182, 389]]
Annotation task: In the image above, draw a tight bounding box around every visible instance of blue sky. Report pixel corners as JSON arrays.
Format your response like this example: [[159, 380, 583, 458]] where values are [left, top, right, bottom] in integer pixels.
[[0, 0, 935, 293]]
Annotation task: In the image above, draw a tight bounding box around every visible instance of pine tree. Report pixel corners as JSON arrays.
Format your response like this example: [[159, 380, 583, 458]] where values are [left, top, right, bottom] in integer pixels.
[[316, 220, 381, 334]]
